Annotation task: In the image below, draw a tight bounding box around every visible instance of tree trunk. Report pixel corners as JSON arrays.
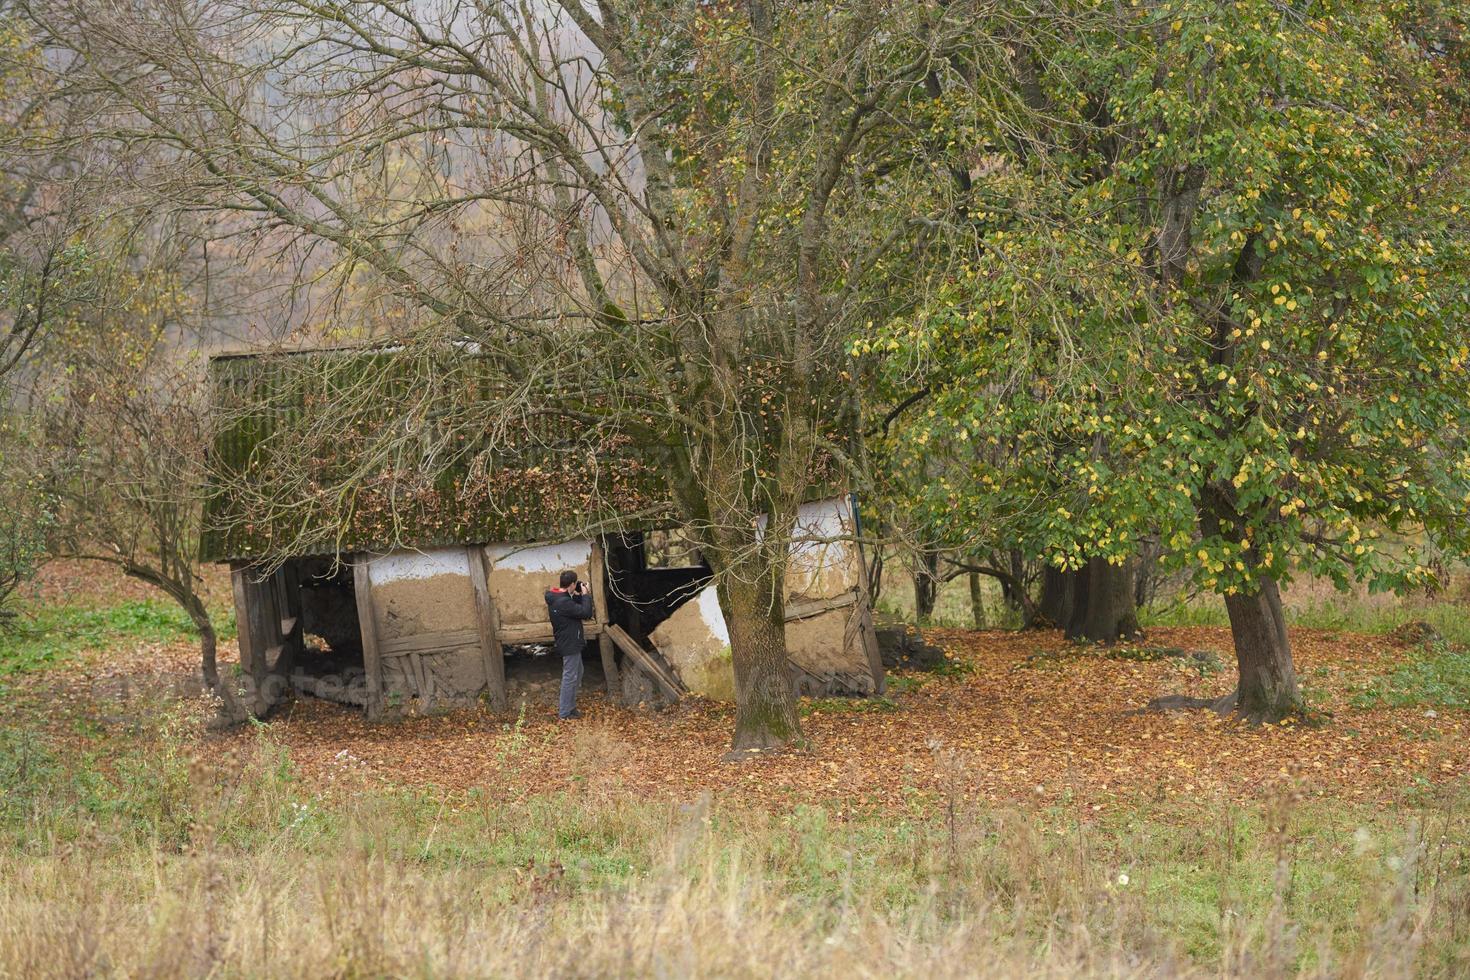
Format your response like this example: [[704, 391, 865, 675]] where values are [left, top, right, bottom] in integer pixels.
[[1070, 556, 1139, 643], [1064, 564, 1090, 638], [183, 591, 219, 692], [719, 572, 803, 755], [968, 571, 985, 629], [1223, 578, 1302, 723], [1035, 566, 1077, 629], [913, 549, 939, 622], [1005, 549, 1027, 612]]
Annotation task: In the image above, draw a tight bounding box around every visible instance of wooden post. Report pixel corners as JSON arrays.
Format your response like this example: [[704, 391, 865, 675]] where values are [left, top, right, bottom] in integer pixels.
[[275, 562, 304, 678], [467, 546, 508, 714], [590, 540, 621, 699], [230, 564, 257, 676], [247, 570, 276, 687], [352, 556, 385, 720], [847, 501, 887, 696]]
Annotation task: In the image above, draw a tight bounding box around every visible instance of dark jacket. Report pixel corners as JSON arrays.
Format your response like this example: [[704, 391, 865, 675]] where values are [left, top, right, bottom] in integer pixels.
[[545, 588, 595, 656]]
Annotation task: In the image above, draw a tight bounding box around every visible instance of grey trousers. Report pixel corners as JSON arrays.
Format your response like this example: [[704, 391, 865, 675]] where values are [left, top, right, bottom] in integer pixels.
[[559, 652, 583, 718]]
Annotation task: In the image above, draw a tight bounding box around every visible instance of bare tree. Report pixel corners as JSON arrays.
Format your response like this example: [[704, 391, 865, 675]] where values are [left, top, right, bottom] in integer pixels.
[[12, 247, 226, 697]]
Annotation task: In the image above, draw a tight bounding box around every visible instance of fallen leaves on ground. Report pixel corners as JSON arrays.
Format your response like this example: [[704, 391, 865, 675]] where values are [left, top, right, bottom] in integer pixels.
[[9, 606, 1466, 817], [230, 626, 1470, 815]]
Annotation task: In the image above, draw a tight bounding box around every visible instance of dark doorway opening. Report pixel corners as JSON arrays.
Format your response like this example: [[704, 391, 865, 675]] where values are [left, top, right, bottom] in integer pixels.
[[288, 556, 368, 705], [602, 531, 713, 645]]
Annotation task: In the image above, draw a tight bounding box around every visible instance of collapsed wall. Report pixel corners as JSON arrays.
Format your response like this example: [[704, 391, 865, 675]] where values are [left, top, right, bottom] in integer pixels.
[[290, 497, 879, 710], [649, 497, 882, 699]]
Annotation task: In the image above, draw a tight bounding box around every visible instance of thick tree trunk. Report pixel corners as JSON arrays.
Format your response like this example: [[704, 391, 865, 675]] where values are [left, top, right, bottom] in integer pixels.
[[1070, 557, 1139, 643], [1064, 564, 1090, 638], [913, 549, 939, 621], [1035, 566, 1078, 629], [968, 571, 986, 629], [1222, 578, 1302, 723], [1156, 490, 1305, 723], [719, 572, 803, 755]]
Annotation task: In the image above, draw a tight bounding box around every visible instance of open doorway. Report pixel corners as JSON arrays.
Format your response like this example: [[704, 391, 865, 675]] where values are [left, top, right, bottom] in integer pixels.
[[602, 530, 713, 644], [288, 556, 368, 705]]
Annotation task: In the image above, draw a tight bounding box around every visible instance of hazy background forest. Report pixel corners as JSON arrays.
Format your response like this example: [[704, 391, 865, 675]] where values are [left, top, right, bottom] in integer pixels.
[[3, 0, 1470, 976]]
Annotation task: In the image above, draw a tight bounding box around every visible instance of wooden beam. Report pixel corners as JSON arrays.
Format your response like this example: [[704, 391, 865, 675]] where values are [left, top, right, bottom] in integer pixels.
[[606, 624, 684, 702], [229, 564, 257, 675], [854, 592, 884, 695], [379, 628, 484, 658], [494, 620, 603, 644], [590, 541, 621, 698], [848, 510, 887, 695], [784, 589, 859, 622], [467, 546, 508, 714], [353, 556, 385, 720]]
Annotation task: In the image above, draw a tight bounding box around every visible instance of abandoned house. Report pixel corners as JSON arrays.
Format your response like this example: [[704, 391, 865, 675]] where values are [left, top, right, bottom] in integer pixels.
[[201, 345, 885, 718]]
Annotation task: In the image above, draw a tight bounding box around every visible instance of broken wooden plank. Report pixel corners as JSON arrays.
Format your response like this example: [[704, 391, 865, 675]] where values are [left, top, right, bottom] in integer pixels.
[[606, 624, 685, 702], [590, 541, 621, 697], [352, 557, 385, 720], [784, 589, 859, 622]]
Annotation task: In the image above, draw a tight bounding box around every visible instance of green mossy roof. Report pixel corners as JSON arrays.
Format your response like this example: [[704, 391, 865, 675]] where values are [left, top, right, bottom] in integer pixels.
[[199, 346, 674, 562]]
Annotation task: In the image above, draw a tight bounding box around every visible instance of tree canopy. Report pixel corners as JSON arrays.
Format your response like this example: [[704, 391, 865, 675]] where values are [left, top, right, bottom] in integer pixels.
[[868, 0, 1470, 720]]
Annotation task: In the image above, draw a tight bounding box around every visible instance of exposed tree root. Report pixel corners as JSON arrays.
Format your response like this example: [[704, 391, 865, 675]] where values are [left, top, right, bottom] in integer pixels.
[[1142, 688, 1318, 726]]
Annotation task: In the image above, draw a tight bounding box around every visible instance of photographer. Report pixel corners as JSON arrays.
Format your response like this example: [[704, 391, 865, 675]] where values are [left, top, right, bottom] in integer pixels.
[[545, 570, 595, 719]]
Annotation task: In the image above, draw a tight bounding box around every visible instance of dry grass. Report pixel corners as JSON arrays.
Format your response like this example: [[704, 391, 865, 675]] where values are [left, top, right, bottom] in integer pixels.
[[2, 721, 1468, 979], [5, 563, 1470, 977]]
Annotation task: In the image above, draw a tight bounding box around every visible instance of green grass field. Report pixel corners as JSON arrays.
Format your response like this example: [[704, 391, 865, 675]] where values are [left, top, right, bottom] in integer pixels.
[[3, 566, 1469, 977]]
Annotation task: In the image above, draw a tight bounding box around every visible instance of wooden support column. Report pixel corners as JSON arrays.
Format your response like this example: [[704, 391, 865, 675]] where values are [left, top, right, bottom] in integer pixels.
[[352, 556, 385, 720], [230, 563, 259, 675], [275, 562, 304, 678], [246, 570, 277, 688], [590, 540, 620, 699], [848, 506, 886, 696], [467, 546, 508, 714]]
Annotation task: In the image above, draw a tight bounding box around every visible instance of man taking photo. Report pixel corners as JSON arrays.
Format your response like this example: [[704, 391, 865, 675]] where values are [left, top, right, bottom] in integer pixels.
[[545, 570, 595, 719]]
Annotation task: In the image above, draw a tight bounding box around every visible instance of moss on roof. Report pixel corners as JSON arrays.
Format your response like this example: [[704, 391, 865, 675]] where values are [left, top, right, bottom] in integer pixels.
[[199, 346, 674, 562]]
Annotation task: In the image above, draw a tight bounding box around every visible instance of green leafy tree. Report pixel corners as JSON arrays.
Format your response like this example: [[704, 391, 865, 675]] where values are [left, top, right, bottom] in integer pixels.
[[870, 0, 1470, 721]]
